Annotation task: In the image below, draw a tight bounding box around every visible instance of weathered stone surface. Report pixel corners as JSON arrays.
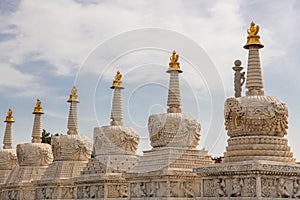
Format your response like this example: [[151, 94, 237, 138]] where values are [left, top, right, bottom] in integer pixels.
[[0, 149, 17, 170], [225, 96, 288, 137], [195, 161, 300, 199], [94, 126, 139, 156], [149, 113, 200, 148], [51, 135, 92, 161], [17, 143, 53, 166]]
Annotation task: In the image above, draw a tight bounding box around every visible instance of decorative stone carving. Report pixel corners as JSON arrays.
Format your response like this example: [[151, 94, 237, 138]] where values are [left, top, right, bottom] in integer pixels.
[[169, 181, 197, 198], [17, 143, 53, 166], [225, 96, 288, 137], [36, 187, 56, 199], [223, 95, 294, 163], [215, 178, 226, 197], [228, 178, 243, 197], [107, 184, 128, 198], [170, 181, 185, 197], [132, 182, 146, 197], [2, 189, 19, 200], [94, 126, 139, 156], [51, 135, 92, 161], [293, 180, 300, 198], [203, 179, 226, 197], [277, 178, 292, 198], [242, 177, 256, 197], [148, 113, 200, 148], [0, 149, 17, 170], [61, 187, 75, 199]]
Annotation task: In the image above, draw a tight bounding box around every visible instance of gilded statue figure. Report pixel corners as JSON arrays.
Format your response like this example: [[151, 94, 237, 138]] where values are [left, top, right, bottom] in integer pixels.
[[7, 108, 12, 117], [170, 50, 179, 62], [247, 21, 259, 36], [36, 98, 41, 108], [115, 70, 122, 81], [71, 86, 77, 95]]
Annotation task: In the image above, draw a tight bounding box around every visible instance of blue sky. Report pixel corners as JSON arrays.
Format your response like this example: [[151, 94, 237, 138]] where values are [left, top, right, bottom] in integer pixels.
[[0, 0, 300, 158]]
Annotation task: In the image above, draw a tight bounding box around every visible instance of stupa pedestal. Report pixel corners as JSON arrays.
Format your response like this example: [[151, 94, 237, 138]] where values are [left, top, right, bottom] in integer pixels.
[[35, 135, 92, 200], [34, 87, 92, 200], [1, 100, 53, 200], [2, 143, 53, 200], [74, 126, 139, 200], [127, 113, 212, 199], [195, 22, 299, 199], [126, 51, 213, 199], [74, 71, 140, 199]]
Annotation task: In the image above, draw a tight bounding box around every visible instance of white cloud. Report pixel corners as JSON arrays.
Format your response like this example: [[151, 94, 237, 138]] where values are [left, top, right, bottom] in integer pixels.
[[0, 63, 34, 88]]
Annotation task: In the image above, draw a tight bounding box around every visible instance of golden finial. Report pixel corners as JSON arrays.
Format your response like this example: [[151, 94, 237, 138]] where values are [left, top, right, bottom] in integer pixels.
[[244, 21, 264, 49], [170, 50, 179, 62], [167, 50, 182, 73], [247, 21, 259, 36], [5, 108, 15, 122], [68, 86, 79, 102], [111, 70, 124, 89], [33, 98, 44, 114]]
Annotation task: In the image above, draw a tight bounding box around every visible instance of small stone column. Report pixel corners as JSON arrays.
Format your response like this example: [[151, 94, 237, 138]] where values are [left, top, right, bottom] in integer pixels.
[[32, 99, 44, 143], [256, 176, 261, 197], [3, 108, 15, 149], [232, 60, 245, 98], [167, 50, 183, 113], [110, 70, 124, 126], [67, 86, 79, 135], [244, 21, 264, 96]]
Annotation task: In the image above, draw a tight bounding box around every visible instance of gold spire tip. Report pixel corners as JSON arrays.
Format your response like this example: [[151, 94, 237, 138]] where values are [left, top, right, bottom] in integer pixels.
[[111, 70, 124, 89], [168, 50, 182, 73], [5, 108, 15, 122], [68, 86, 79, 102], [33, 98, 44, 114], [244, 21, 264, 49]]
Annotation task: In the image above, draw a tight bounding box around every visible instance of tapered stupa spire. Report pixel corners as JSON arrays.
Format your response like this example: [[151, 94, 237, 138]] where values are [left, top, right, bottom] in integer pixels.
[[32, 99, 44, 143], [167, 50, 182, 113], [244, 21, 264, 96], [67, 86, 79, 135], [110, 70, 124, 126], [3, 108, 15, 149]]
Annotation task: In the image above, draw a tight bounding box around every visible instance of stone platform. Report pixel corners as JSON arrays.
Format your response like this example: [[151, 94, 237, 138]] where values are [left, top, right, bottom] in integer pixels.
[[194, 160, 300, 199]]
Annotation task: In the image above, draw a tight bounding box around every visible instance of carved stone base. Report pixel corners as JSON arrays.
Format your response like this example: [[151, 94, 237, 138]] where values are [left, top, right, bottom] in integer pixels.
[[128, 174, 201, 199], [75, 156, 140, 199], [34, 160, 89, 199], [194, 160, 300, 199], [126, 147, 212, 199], [1, 166, 49, 200], [35, 179, 76, 200], [75, 176, 129, 199]]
